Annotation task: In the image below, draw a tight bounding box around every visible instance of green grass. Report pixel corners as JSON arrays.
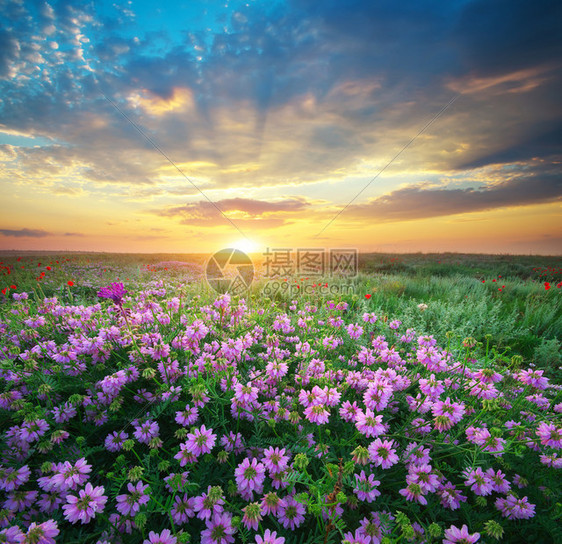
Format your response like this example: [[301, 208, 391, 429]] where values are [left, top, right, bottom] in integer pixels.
[[1, 251, 561, 379]]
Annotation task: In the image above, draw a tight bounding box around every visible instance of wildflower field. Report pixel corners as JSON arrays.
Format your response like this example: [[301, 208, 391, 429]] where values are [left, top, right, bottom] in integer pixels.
[[0, 252, 561, 544]]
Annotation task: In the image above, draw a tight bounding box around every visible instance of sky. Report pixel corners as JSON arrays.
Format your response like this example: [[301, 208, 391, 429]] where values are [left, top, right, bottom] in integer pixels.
[[1, 0, 561, 255]]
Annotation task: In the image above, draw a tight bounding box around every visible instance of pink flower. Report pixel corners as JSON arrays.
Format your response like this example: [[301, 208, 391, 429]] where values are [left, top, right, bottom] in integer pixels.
[[355, 409, 386, 438], [277, 494, 306, 530], [143, 529, 177, 544], [116, 481, 150, 516], [24, 519, 59, 544], [437, 481, 467, 510], [255, 529, 285, 544], [368, 438, 399, 469], [262, 447, 289, 474], [304, 403, 330, 424], [443, 524, 480, 544], [463, 467, 493, 496], [200, 511, 236, 544], [495, 495, 536, 520], [62, 483, 107, 524], [235, 458, 266, 500], [353, 471, 381, 503], [184, 425, 217, 457], [50, 458, 91, 491]]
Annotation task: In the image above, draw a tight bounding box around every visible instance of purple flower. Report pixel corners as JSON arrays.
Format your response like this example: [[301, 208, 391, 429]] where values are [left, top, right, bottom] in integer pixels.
[[495, 494, 536, 520], [0, 526, 25, 543], [97, 282, 128, 305], [50, 458, 92, 491], [443, 524, 480, 544], [105, 431, 129, 452], [255, 529, 285, 544], [354, 470, 381, 503], [24, 519, 59, 544], [133, 420, 160, 445], [116, 481, 150, 516], [368, 438, 399, 469], [171, 494, 196, 525], [62, 483, 107, 524], [193, 486, 225, 521], [262, 447, 289, 474], [183, 425, 216, 458], [234, 458, 266, 500], [200, 511, 236, 544], [277, 494, 306, 530], [143, 529, 177, 544]]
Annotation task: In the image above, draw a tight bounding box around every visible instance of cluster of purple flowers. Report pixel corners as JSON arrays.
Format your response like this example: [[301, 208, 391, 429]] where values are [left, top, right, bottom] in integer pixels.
[[0, 286, 558, 544]]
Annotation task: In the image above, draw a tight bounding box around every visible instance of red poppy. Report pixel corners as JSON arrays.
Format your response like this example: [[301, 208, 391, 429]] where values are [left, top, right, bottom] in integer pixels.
[[365, 294, 372, 299], [1, 288, 6, 295], [67, 281, 74, 286], [482, 280, 485, 283], [46, 266, 51, 270], [10, 285, 16, 289], [544, 282, 551, 290], [17, 257, 21, 262]]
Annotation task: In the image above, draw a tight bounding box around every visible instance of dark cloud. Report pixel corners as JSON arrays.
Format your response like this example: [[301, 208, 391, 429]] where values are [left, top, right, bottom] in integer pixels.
[[454, 0, 562, 77], [0, 228, 51, 238], [456, 124, 562, 170], [347, 171, 562, 223]]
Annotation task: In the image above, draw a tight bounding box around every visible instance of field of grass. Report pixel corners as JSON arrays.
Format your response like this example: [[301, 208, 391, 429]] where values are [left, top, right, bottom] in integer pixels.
[[0, 251, 560, 543]]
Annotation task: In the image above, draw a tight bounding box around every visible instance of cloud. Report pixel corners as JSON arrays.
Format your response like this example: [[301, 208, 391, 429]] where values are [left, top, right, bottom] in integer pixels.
[[0, 228, 51, 238], [345, 171, 562, 223], [155, 197, 311, 228], [0, 0, 560, 213]]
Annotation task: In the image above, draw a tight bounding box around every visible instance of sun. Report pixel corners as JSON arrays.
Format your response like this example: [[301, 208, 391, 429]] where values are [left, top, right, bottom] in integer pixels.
[[230, 238, 260, 254]]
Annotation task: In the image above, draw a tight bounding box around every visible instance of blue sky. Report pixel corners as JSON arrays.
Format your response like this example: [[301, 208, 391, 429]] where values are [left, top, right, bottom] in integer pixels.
[[0, 0, 561, 253]]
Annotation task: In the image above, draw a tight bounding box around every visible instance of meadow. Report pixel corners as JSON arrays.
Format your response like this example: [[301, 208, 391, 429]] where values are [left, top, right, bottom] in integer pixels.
[[0, 251, 560, 544]]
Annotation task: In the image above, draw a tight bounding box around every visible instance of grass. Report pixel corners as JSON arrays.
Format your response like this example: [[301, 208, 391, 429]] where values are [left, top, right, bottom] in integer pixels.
[[1, 250, 561, 379]]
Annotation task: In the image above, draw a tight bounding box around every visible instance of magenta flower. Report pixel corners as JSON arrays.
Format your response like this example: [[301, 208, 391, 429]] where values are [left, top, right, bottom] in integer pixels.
[[175, 404, 199, 427], [51, 458, 92, 491], [304, 403, 330, 424], [260, 492, 286, 516], [463, 467, 493, 496], [24, 519, 59, 544], [399, 482, 428, 505], [354, 471, 381, 503], [495, 494, 536, 520], [193, 486, 225, 521], [200, 511, 236, 544], [235, 458, 266, 500], [184, 425, 217, 457], [255, 529, 285, 544], [355, 409, 386, 438], [116, 481, 150, 516], [105, 430, 129, 452], [443, 524, 480, 544], [536, 421, 562, 449], [368, 438, 399, 469], [437, 481, 467, 510], [262, 447, 289, 474], [133, 420, 160, 445], [62, 483, 107, 524], [97, 282, 128, 305], [277, 494, 306, 530], [143, 529, 177, 544], [171, 494, 196, 525]]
